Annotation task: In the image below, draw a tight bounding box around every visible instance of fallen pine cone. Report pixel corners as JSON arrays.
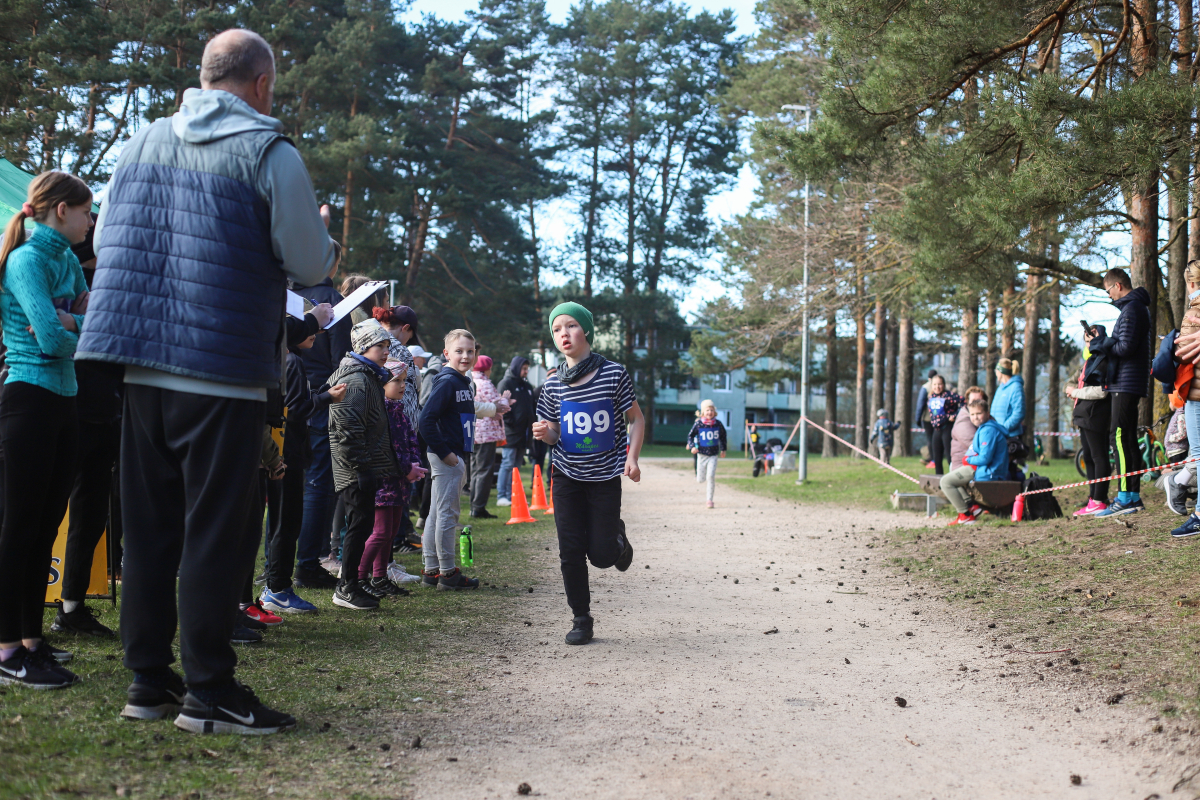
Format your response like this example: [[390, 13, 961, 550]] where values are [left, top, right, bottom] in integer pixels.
[[1070, 774, 1081, 785], [894, 697, 907, 708], [517, 783, 532, 795]]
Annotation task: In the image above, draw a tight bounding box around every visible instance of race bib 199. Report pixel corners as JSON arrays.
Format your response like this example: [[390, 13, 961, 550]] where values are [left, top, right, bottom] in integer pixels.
[[560, 399, 616, 454], [460, 412, 475, 453], [696, 427, 720, 446]]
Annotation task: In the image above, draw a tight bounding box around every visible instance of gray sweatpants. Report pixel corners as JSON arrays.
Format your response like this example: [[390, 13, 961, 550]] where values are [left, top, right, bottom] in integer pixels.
[[696, 453, 718, 502], [424, 452, 466, 573], [939, 465, 976, 514]]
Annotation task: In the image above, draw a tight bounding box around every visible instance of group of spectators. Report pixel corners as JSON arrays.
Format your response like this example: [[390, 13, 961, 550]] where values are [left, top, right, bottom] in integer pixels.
[[0, 29, 545, 736]]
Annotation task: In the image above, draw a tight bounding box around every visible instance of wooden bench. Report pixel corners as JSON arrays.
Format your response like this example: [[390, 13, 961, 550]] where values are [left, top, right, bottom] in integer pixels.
[[918, 474, 1022, 514]]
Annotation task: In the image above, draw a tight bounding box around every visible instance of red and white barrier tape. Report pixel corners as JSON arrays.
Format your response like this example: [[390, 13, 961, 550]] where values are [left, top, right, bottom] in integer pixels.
[[1017, 457, 1196, 497], [800, 417, 921, 486]]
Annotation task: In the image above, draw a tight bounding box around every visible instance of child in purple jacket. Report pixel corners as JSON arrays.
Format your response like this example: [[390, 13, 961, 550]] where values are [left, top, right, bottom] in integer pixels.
[[360, 361, 426, 596]]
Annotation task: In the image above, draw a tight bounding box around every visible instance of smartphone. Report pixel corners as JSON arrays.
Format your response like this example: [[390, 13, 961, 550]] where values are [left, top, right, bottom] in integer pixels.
[[1080, 319, 1094, 337]]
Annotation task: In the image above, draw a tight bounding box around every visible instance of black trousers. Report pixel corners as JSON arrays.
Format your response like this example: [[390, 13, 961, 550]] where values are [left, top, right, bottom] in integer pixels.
[[552, 474, 626, 618], [0, 383, 78, 643], [929, 424, 952, 474], [1109, 392, 1143, 494], [62, 420, 120, 602], [470, 441, 497, 513], [119, 385, 263, 689], [240, 471, 269, 606], [338, 478, 376, 584], [1079, 425, 1111, 503], [266, 465, 305, 592]]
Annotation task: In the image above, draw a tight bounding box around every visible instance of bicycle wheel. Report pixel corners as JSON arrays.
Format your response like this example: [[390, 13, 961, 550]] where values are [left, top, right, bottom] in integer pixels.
[[1075, 447, 1087, 478]]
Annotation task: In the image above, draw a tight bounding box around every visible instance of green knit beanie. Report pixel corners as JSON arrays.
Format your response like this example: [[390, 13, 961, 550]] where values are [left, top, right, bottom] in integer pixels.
[[548, 301, 594, 344]]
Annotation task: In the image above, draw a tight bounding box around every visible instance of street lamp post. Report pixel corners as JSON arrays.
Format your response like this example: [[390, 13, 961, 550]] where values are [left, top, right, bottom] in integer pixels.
[[781, 104, 811, 484]]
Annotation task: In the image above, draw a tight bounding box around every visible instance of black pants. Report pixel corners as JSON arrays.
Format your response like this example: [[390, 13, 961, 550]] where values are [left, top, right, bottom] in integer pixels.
[[62, 420, 120, 602], [266, 465, 305, 592], [470, 441, 497, 513], [0, 383, 78, 643], [119, 385, 263, 689], [1109, 392, 1143, 495], [929, 424, 952, 474], [240, 471, 268, 606], [552, 474, 626, 618], [1079, 425, 1110, 503], [338, 478, 376, 584]]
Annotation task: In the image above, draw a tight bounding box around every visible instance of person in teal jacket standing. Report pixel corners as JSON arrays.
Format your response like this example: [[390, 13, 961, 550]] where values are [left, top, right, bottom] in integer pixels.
[[990, 358, 1025, 437], [0, 171, 93, 691]]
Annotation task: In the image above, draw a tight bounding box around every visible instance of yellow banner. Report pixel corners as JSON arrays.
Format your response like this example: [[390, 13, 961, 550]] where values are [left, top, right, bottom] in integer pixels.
[[45, 510, 110, 602]]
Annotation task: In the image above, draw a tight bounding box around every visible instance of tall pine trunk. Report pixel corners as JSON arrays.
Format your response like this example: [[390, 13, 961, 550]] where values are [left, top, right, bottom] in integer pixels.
[[823, 312, 838, 457], [1130, 0, 1160, 427], [1047, 273, 1063, 459], [1168, 161, 1188, 329], [854, 266, 869, 457], [1021, 272, 1041, 449], [958, 294, 978, 394], [985, 291, 999, 400], [1001, 280, 1016, 359], [885, 315, 898, 421], [871, 298, 886, 454], [896, 303, 914, 457]]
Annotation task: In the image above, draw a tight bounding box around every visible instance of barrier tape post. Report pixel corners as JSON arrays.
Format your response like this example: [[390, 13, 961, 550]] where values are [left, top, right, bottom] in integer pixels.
[[800, 416, 921, 486]]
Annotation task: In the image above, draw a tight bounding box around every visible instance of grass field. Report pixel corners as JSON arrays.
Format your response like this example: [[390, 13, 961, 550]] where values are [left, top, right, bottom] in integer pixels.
[[0, 464, 554, 800]]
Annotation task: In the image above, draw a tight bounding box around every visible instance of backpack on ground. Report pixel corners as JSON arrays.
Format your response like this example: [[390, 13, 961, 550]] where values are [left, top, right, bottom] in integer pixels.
[[1020, 472, 1063, 520]]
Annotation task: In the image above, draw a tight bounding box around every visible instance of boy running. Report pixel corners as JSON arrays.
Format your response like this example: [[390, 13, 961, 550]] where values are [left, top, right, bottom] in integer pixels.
[[533, 302, 643, 645]]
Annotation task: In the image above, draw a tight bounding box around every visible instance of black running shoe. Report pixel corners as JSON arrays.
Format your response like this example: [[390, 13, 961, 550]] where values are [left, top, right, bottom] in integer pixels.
[[121, 670, 186, 720], [367, 577, 406, 597], [470, 509, 497, 519], [253, 572, 268, 586], [231, 625, 263, 644], [174, 682, 296, 735], [293, 567, 338, 589], [41, 642, 73, 663], [421, 569, 440, 588], [332, 580, 380, 610], [51, 604, 115, 638], [236, 609, 267, 631], [0, 647, 74, 690], [614, 535, 634, 572], [394, 542, 421, 554], [437, 567, 480, 591], [28, 645, 81, 685], [565, 615, 593, 646]]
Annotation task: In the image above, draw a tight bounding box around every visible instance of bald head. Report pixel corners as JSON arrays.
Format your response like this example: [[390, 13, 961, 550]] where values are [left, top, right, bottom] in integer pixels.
[[200, 29, 275, 114]]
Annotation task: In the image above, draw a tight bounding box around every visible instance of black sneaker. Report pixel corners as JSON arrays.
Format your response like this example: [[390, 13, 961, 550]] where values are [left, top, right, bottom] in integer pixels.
[[174, 682, 296, 735], [614, 535, 634, 572], [421, 569, 440, 588], [41, 642, 73, 663], [367, 577, 406, 597], [293, 566, 338, 589], [231, 625, 263, 644], [28, 645, 81, 685], [253, 572, 268, 586], [565, 615, 594, 645], [0, 647, 74, 690], [121, 670, 186, 720], [437, 567, 480, 591], [470, 509, 497, 519], [332, 580, 380, 610], [236, 609, 267, 631], [51, 604, 115, 638]]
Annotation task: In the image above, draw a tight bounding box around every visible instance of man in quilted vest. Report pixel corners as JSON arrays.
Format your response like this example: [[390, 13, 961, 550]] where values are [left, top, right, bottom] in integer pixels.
[[77, 29, 336, 734]]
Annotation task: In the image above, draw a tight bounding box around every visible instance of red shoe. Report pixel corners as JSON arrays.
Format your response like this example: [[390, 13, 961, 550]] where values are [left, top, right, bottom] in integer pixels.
[[242, 602, 283, 627], [968, 504, 987, 518], [947, 512, 975, 526]]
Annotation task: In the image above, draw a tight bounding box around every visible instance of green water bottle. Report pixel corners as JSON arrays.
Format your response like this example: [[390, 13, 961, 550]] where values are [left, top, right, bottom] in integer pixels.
[[459, 525, 474, 567]]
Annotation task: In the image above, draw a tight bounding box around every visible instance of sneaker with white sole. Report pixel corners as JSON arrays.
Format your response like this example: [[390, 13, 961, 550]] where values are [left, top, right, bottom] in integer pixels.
[[260, 588, 318, 615], [387, 562, 422, 584], [496, 498, 512, 507], [332, 580, 379, 610], [1073, 499, 1108, 517], [1167, 479, 1192, 516], [1172, 514, 1200, 538], [0, 646, 74, 690], [121, 670, 186, 720], [174, 682, 296, 735], [1095, 498, 1144, 517]]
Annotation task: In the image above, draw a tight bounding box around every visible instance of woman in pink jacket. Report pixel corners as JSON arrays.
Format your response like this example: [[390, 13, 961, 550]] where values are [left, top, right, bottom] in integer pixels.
[[469, 355, 509, 518]]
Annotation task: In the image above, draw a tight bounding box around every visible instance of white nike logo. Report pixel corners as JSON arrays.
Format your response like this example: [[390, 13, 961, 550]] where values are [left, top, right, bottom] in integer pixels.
[[217, 707, 255, 726], [1, 665, 26, 678]]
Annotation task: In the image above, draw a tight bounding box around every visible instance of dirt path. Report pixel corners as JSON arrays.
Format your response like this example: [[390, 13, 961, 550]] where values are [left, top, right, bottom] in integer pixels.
[[408, 462, 1193, 799]]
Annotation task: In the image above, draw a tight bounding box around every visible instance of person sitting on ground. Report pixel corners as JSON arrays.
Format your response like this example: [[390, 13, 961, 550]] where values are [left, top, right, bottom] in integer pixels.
[[926, 375, 963, 475], [869, 408, 901, 465], [688, 400, 727, 508], [327, 321, 400, 611], [940, 398, 1008, 526], [949, 387, 987, 469]]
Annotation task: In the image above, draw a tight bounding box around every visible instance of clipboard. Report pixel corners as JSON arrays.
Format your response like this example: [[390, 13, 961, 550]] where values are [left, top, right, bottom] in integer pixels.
[[287, 280, 388, 330]]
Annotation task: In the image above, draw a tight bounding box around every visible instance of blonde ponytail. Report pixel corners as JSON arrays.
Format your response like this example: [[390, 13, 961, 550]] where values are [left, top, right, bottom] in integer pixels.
[[0, 170, 92, 289], [996, 357, 1020, 376]]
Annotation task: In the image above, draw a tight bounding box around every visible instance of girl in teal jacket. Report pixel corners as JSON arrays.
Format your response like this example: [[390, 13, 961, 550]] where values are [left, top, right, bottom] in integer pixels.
[[0, 171, 92, 691], [991, 359, 1025, 437]]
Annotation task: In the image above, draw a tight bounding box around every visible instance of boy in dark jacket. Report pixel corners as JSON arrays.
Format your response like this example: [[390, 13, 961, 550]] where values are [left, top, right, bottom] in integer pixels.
[[260, 331, 346, 614], [326, 321, 398, 610], [1088, 269, 1151, 516], [495, 356, 535, 505], [417, 330, 480, 590], [869, 408, 901, 465]]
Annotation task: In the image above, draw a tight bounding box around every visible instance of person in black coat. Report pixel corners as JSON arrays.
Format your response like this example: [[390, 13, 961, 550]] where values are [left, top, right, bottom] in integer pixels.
[[1086, 269, 1151, 515], [495, 356, 535, 505], [1065, 329, 1111, 515]]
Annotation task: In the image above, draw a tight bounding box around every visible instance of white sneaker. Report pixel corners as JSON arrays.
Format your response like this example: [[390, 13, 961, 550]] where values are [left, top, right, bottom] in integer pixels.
[[387, 562, 422, 584], [496, 498, 512, 506], [415, 517, 425, 529]]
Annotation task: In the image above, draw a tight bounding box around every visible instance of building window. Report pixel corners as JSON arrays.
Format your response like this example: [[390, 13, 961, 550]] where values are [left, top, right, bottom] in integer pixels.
[[683, 376, 700, 390], [714, 373, 731, 391], [774, 379, 794, 394], [634, 331, 648, 348]]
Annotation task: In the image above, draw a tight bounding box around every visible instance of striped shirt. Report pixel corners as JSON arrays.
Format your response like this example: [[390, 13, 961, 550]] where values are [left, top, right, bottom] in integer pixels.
[[536, 359, 636, 481]]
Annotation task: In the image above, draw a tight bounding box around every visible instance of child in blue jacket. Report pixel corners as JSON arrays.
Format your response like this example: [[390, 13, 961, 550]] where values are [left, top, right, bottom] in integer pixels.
[[940, 398, 1009, 526], [869, 408, 901, 464], [686, 400, 727, 507]]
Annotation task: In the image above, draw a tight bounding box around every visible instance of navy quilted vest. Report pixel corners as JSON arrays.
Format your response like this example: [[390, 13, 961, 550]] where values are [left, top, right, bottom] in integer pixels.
[[77, 118, 288, 388]]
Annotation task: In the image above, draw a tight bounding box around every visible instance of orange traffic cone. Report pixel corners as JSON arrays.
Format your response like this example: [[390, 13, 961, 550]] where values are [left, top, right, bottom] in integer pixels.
[[506, 468, 537, 524], [544, 477, 555, 515], [529, 465, 548, 510]]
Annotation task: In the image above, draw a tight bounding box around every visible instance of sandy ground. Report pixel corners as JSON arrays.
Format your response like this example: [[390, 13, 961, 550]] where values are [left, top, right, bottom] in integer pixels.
[[406, 461, 1199, 799]]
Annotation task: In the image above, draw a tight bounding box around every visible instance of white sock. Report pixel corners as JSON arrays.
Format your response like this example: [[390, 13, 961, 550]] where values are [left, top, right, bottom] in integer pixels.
[[1176, 468, 1194, 487], [61, 600, 80, 614]]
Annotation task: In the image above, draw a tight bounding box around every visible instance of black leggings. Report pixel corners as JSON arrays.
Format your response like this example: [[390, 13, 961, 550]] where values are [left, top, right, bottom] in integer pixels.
[[1078, 425, 1110, 503], [0, 382, 78, 643], [929, 424, 953, 475], [552, 474, 626, 618], [62, 420, 119, 602]]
